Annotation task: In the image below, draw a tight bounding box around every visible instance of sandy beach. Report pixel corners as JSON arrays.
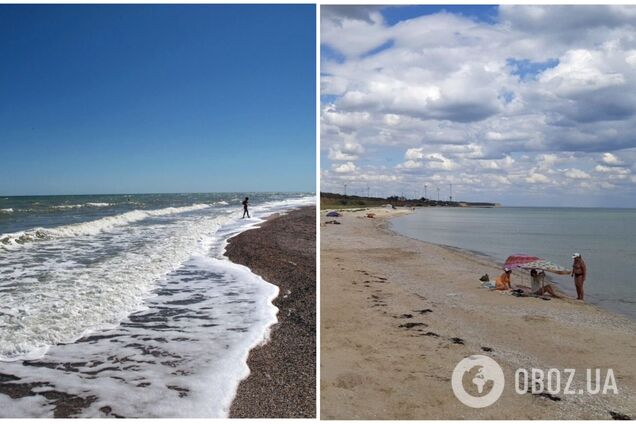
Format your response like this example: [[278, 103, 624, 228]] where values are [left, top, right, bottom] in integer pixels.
[[226, 206, 316, 418], [320, 207, 636, 419]]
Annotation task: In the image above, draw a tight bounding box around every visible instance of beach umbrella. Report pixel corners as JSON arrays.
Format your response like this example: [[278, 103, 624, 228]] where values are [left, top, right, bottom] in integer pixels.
[[504, 254, 569, 295], [504, 254, 570, 275]]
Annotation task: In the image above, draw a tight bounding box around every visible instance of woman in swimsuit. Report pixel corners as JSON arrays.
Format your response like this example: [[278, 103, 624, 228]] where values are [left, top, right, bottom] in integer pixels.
[[571, 253, 586, 301], [530, 269, 561, 298], [242, 197, 250, 219]]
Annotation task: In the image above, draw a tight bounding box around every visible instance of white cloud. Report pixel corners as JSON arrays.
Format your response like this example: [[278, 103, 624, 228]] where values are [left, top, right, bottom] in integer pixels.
[[321, 5, 636, 205], [594, 164, 631, 175], [601, 152, 624, 166], [425, 153, 458, 171], [539, 49, 626, 96], [332, 161, 358, 174], [398, 159, 423, 169], [526, 173, 550, 184], [322, 107, 371, 131], [594, 165, 613, 173], [321, 9, 390, 58], [564, 168, 591, 179], [404, 148, 425, 160], [329, 142, 365, 161]]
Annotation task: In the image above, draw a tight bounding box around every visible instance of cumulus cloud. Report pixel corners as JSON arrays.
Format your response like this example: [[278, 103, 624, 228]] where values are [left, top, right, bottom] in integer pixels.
[[332, 161, 358, 174], [321, 5, 636, 206], [405, 148, 425, 160], [601, 152, 624, 166], [564, 168, 591, 179], [526, 173, 550, 184], [595, 164, 631, 175], [329, 141, 365, 161]]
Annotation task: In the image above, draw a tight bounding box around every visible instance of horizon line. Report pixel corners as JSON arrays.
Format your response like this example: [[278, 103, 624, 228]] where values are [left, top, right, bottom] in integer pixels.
[[1, 190, 316, 198]]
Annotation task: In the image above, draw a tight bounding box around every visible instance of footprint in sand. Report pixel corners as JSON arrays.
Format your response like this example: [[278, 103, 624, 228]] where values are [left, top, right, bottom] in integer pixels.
[[609, 411, 631, 420], [399, 322, 427, 329], [333, 372, 370, 390], [523, 315, 550, 322]]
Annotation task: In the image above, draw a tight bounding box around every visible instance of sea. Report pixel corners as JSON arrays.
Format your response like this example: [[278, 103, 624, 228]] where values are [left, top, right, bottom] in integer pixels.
[[0, 192, 314, 417], [390, 207, 636, 322]]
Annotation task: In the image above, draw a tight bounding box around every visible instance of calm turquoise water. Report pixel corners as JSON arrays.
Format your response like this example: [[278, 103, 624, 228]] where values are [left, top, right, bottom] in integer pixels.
[[391, 207, 636, 321]]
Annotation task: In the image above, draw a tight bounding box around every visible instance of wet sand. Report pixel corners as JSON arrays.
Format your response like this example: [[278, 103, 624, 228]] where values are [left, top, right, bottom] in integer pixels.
[[321, 207, 636, 419], [226, 206, 316, 418]]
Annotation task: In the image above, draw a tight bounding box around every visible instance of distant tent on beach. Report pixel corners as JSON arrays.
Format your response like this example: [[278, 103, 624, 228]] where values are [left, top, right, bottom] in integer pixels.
[[504, 254, 570, 275], [326, 211, 341, 217]]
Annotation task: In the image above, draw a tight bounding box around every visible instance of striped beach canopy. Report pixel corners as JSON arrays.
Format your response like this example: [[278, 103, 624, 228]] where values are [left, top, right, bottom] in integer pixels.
[[504, 254, 570, 275]]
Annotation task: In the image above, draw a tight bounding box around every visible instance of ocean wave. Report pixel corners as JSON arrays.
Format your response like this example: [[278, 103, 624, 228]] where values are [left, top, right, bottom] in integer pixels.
[[0, 195, 312, 416], [0, 203, 211, 249], [52, 202, 111, 209], [0, 211, 231, 362], [0, 253, 277, 417], [213, 201, 229, 206], [52, 204, 84, 209], [0, 208, 13, 214]]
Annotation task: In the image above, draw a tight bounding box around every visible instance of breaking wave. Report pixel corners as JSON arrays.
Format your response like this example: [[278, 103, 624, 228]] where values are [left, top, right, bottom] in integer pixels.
[[0, 204, 211, 249]]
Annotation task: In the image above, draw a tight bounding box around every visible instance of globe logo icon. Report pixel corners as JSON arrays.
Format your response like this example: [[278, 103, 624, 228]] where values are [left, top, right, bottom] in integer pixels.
[[452, 355, 505, 408]]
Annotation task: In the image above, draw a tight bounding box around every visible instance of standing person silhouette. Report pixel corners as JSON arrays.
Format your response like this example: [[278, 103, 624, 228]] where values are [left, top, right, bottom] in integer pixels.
[[242, 197, 250, 218], [571, 253, 586, 301]]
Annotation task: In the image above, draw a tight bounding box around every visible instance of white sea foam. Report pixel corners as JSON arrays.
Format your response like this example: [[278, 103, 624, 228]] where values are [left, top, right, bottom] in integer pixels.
[[51, 202, 114, 210], [0, 197, 313, 360], [0, 203, 211, 249], [52, 204, 84, 209], [0, 255, 278, 417], [0, 210, 226, 360], [0, 195, 315, 417], [0, 208, 13, 213]]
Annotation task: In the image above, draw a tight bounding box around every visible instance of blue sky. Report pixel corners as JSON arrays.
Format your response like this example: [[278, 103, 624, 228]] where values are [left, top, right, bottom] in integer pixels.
[[381, 5, 498, 25], [0, 5, 315, 195], [321, 5, 636, 207]]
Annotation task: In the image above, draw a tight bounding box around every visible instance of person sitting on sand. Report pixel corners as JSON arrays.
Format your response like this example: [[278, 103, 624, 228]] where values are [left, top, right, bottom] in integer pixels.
[[571, 253, 586, 301], [530, 269, 561, 298], [242, 197, 250, 219], [495, 268, 513, 290]]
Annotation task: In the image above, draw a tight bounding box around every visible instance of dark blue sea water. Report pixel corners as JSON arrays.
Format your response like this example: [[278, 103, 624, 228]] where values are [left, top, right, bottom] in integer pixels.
[[391, 207, 636, 321]]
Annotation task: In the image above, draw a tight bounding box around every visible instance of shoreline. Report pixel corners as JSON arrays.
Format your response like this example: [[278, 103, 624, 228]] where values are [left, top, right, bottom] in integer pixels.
[[0, 201, 313, 418], [225, 206, 316, 418], [383, 219, 573, 300], [384, 208, 634, 322], [321, 207, 635, 419]]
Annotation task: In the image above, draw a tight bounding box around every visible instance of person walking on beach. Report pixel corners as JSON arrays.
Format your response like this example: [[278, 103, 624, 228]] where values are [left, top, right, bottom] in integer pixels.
[[242, 197, 250, 219], [571, 253, 586, 301]]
